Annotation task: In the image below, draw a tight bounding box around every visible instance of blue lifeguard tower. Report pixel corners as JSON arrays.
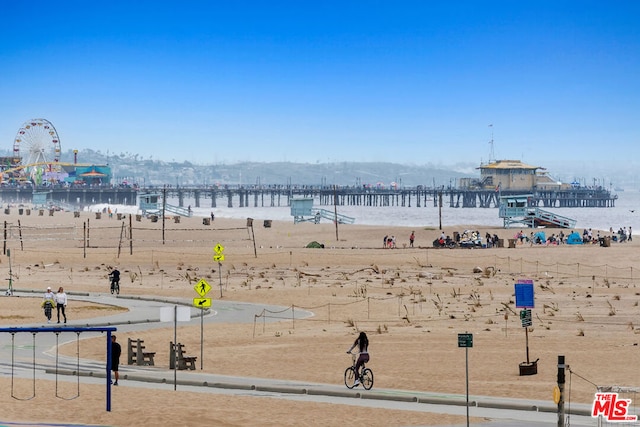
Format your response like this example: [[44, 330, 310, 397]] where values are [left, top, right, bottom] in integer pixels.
[[499, 195, 576, 228], [290, 198, 355, 224], [138, 192, 192, 217]]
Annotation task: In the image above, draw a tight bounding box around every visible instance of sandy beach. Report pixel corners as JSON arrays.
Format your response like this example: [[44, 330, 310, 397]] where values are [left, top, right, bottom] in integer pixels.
[[0, 209, 639, 426]]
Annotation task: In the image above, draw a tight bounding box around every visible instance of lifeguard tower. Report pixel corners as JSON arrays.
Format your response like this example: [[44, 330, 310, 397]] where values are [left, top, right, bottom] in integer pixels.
[[32, 191, 49, 208], [290, 198, 355, 224], [138, 192, 192, 217], [499, 195, 576, 228]]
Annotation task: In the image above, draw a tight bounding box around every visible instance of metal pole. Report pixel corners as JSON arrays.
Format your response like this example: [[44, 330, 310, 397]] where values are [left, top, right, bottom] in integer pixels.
[[218, 262, 223, 298], [200, 308, 203, 370], [106, 331, 112, 412], [174, 305, 177, 391], [465, 344, 470, 427], [557, 355, 565, 427]]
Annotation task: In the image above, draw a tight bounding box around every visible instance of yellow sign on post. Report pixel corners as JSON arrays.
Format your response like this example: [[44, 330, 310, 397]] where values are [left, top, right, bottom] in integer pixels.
[[193, 298, 212, 308], [213, 254, 225, 262], [214, 243, 224, 254], [194, 279, 211, 297]]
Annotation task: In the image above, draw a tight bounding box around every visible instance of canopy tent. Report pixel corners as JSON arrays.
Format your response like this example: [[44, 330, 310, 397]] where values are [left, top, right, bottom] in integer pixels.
[[566, 232, 583, 245], [533, 231, 546, 244]]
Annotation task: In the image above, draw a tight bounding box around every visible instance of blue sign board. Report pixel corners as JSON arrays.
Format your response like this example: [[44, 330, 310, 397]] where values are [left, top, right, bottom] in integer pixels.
[[515, 280, 535, 308]]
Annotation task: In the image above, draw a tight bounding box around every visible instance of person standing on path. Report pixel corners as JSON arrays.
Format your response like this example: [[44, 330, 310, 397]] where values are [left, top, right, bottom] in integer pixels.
[[409, 231, 415, 248], [42, 287, 55, 323], [55, 286, 67, 324], [111, 335, 121, 386]]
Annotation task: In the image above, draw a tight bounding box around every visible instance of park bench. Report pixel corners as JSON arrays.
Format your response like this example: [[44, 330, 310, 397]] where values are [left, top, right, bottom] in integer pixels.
[[127, 338, 156, 366], [169, 341, 197, 370]]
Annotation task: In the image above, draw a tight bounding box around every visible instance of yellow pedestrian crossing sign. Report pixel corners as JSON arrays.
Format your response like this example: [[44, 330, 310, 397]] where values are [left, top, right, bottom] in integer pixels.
[[194, 279, 211, 297], [193, 298, 212, 308], [213, 254, 225, 262], [214, 243, 224, 254]]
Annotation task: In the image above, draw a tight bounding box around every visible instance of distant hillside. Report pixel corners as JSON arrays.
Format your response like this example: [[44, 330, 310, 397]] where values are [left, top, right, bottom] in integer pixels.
[[1, 148, 474, 187]]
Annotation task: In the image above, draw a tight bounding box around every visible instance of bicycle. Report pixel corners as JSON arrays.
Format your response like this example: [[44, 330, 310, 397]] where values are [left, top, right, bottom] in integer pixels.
[[109, 275, 120, 295], [344, 352, 373, 390]]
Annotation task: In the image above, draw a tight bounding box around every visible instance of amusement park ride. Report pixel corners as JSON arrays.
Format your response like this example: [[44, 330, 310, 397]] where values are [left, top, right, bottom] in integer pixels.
[[1, 118, 110, 185]]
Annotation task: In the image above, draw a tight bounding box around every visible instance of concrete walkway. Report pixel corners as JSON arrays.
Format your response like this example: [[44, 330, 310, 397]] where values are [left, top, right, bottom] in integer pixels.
[[0, 291, 598, 426]]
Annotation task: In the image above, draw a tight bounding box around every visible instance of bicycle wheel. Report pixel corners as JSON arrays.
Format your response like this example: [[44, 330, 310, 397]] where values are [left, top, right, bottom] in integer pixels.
[[361, 368, 374, 390], [115, 283, 120, 295], [344, 367, 356, 389]]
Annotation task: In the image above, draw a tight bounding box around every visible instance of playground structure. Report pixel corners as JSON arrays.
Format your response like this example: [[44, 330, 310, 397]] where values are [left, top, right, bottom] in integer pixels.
[[499, 195, 576, 229], [0, 326, 117, 411], [290, 198, 355, 224]]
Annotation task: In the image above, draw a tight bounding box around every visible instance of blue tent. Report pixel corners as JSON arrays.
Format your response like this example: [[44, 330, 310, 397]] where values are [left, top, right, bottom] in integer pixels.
[[533, 231, 546, 244], [566, 232, 583, 245]]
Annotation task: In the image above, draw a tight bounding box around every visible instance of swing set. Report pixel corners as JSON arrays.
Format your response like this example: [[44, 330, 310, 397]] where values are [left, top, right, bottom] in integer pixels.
[[0, 326, 117, 412]]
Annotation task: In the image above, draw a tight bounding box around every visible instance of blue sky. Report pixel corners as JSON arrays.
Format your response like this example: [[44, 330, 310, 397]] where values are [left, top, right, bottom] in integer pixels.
[[0, 1, 638, 168]]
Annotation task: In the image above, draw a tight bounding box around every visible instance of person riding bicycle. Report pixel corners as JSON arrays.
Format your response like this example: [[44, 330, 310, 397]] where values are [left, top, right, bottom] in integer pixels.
[[346, 331, 369, 386], [109, 268, 121, 292]]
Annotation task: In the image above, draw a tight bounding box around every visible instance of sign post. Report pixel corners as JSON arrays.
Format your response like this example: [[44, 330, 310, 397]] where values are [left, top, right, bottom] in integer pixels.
[[458, 332, 473, 427], [194, 278, 212, 370], [515, 280, 537, 375], [213, 243, 225, 298]]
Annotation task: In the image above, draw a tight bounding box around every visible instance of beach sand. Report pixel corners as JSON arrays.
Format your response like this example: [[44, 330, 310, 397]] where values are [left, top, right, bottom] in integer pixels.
[[0, 209, 639, 426]]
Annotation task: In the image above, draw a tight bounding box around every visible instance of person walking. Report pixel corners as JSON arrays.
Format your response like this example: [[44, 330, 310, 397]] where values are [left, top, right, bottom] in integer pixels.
[[346, 332, 370, 387], [55, 286, 67, 324], [111, 335, 121, 386], [409, 231, 415, 248], [42, 287, 55, 323]]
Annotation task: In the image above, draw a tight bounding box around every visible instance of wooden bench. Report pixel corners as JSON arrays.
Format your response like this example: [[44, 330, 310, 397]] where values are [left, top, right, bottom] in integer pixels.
[[127, 338, 156, 366], [169, 341, 197, 370]]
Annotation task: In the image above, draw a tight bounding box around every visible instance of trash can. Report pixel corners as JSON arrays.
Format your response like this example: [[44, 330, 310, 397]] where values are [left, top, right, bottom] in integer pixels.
[[519, 360, 538, 376], [74, 211, 80, 218], [174, 216, 180, 223], [95, 212, 101, 219], [18, 208, 23, 215], [150, 215, 158, 223], [508, 239, 516, 248], [202, 218, 210, 225], [497, 239, 504, 248], [604, 236, 611, 247], [263, 220, 272, 228]]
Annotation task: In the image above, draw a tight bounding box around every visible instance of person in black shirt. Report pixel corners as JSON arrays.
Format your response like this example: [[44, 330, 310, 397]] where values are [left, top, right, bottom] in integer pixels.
[[111, 335, 121, 386]]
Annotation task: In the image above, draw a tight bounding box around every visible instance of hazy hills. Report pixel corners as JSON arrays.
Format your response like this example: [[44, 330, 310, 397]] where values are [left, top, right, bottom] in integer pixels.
[[3, 148, 636, 190]]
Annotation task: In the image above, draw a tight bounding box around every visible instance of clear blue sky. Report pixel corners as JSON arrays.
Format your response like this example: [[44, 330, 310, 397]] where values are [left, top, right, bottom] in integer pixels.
[[0, 1, 638, 167]]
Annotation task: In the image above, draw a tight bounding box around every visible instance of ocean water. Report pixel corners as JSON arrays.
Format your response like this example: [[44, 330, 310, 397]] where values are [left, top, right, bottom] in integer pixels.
[[96, 190, 640, 233], [175, 190, 640, 233]]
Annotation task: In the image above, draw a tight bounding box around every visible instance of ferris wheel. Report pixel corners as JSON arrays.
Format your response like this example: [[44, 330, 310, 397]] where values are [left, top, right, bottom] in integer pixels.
[[13, 118, 62, 167]]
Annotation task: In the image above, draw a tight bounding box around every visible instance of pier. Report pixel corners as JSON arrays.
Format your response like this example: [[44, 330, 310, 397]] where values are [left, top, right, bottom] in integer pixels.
[[0, 185, 615, 210]]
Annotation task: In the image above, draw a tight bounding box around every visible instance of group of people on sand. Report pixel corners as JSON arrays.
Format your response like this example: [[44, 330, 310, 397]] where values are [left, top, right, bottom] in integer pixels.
[[42, 286, 68, 324], [611, 226, 632, 243], [383, 231, 417, 249], [382, 235, 397, 248]]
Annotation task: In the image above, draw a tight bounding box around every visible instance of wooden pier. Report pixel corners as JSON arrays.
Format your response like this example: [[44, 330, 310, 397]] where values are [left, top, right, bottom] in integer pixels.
[[0, 185, 617, 209]]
